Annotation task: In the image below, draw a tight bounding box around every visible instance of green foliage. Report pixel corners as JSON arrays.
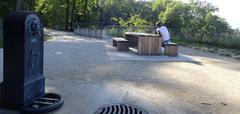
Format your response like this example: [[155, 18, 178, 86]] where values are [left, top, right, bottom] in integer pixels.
[[1, 0, 239, 49], [114, 15, 148, 27], [106, 25, 155, 37], [0, 38, 3, 48], [106, 27, 125, 37], [107, 15, 150, 37], [0, 16, 3, 49], [0, 0, 15, 17], [99, 0, 134, 24], [153, 0, 239, 48], [35, 0, 99, 30], [216, 29, 240, 49], [232, 29, 240, 48], [0, 18, 3, 40], [75, 0, 100, 24], [44, 34, 53, 41], [36, 0, 66, 30], [98, 0, 154, 26]]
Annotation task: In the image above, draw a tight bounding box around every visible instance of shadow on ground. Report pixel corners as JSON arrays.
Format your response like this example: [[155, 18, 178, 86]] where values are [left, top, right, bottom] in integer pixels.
[[0, 30, 240, 114]]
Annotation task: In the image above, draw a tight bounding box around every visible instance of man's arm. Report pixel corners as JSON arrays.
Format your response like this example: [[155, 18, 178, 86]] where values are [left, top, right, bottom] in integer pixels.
[[156, 28, 162, 37], [159, 32, 162, 37]]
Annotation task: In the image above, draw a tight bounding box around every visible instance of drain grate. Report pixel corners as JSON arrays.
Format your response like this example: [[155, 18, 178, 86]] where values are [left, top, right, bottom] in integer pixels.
[[94, 103, 148, 114], [22, 93, 64, 114]]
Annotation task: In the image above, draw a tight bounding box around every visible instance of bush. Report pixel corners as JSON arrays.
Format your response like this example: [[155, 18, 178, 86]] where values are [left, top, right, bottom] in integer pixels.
[[106, 25, 155, 37], [105, 25, 240, 50], [106, 27, 124, 37], [0, 39, 3, 48], [0, 17, 3, 40], [231, 30, 240, 49]]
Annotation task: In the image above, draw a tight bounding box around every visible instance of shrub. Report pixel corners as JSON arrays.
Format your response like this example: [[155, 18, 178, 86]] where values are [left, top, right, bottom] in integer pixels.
[[106, 25, 155, 37], [0, 17, 3, 40]]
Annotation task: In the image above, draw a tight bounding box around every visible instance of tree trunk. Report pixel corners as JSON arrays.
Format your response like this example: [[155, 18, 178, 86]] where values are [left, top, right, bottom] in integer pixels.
[[16, 0, 23, 11], [30, 0, 35, 11], [83, 0, 88, 14], [82, 0, 88, 23], [70, 0, 76, 31], [65, 0, 70, 31], [24, 0, 30, 11]]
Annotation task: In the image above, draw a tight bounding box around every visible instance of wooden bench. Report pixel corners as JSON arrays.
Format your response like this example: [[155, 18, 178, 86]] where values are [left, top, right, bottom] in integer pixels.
[[112, 37, 129, 51], [165, 43, 178, 56]]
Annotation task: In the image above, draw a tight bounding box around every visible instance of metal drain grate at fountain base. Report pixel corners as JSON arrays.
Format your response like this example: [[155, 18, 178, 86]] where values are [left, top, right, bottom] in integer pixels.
[[94, 103, 148, 114]]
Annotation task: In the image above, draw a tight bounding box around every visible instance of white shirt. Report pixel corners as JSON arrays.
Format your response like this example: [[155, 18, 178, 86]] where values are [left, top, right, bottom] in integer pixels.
[[156, 26, 170, 41]]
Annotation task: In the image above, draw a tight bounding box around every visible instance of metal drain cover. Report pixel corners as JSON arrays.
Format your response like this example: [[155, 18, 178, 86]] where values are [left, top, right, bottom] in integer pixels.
[[22, 93, 64, 114], [94, 103, 148, 114]]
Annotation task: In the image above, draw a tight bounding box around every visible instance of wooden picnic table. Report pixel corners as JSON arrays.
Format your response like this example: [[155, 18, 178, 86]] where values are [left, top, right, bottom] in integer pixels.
[[125, 32, 162, 55]]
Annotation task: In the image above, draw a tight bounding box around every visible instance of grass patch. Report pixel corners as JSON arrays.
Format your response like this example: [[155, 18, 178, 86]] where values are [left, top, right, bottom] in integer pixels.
[[44, 34, 53, 41], [173, 38, 225, 49], [172, 38, 240, 54]]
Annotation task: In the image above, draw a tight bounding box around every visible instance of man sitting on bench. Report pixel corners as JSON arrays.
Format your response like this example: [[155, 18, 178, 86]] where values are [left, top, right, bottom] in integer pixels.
[[155, 22, 170, 47], [155, 22, 178, 56]]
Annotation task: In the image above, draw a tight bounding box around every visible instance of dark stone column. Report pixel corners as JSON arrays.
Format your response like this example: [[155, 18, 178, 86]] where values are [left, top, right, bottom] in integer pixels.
[[0, 12, 45, 109]]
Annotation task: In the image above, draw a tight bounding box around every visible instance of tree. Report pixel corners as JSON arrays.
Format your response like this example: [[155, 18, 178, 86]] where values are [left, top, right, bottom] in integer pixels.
[[16, 0, 23, 11], [70, 0, 77, 31], [74, 0, 99, 27], [36, 0, 66, 30], [15, 0, 36, 11], [0, 0, 15, 17], [65, 0, 70, 31]]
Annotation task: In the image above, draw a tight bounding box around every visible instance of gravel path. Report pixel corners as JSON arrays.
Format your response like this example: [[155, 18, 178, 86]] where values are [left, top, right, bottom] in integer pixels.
[[1, 29, 240, 114]]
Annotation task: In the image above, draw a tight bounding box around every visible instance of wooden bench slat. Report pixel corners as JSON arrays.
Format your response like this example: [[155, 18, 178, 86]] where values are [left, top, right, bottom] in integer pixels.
[[112, 37, 129, 51], [113, 37, 128, 42], [165, 42, 178, 56], [165, 42, 178, 46]]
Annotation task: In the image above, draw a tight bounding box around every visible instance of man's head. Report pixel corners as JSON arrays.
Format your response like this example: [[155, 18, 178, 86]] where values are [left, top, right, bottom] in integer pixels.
[[155, 22, 161, 27]]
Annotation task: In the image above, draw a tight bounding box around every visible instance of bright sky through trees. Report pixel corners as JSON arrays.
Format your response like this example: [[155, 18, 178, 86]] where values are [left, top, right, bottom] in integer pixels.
[[181, 0, 240, 29]]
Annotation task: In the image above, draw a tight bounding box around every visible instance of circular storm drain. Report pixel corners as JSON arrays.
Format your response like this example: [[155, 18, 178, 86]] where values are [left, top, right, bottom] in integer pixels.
[[22, 93, 64, 114], [94, 103, 148, 114]]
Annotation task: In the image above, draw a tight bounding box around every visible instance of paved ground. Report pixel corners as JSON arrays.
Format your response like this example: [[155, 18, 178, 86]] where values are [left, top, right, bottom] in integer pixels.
[[1, 29, 240, 114]]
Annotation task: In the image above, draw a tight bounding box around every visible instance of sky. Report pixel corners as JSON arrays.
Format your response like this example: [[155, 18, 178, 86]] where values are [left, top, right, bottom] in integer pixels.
[[181, 0, 240, 29]]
